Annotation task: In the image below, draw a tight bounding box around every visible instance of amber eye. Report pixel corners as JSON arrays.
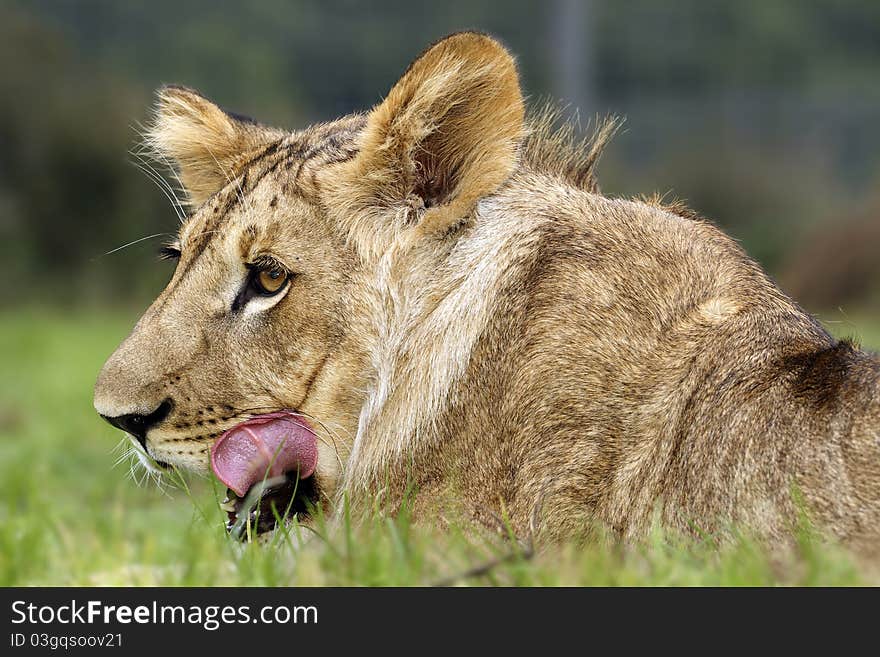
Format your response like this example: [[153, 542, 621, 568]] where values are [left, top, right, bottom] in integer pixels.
[[253, 266, 289, 295]]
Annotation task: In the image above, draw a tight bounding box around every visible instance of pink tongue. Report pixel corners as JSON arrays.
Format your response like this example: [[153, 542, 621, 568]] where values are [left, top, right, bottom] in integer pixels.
[[210, 411, 318, 497]]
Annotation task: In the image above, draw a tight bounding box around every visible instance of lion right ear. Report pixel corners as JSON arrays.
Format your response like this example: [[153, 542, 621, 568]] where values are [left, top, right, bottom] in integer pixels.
[[145, 86, 283, 208], [327, 32, 525, 255]]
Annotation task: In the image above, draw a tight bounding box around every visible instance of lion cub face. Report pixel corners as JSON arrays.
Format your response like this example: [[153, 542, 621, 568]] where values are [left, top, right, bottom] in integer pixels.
[[95, 33, 524, 513], [94, 119, 361, 471]]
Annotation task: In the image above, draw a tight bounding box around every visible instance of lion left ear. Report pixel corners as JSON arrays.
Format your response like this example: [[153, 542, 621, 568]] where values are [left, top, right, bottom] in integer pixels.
[[145, 86, 283, 208], [330, 32, 525, 248]]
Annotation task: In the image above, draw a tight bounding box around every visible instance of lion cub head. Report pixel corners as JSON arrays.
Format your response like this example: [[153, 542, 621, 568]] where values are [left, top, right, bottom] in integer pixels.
[[94, 32, 524, 524]]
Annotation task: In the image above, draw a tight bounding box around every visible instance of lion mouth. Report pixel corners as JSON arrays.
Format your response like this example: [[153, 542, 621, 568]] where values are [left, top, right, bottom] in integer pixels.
[[210, 410, 319, 539], [220, 474, 318, 539]]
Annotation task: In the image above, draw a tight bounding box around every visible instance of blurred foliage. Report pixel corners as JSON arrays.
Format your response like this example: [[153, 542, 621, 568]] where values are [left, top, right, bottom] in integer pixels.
[[1, 0, 879, 309]]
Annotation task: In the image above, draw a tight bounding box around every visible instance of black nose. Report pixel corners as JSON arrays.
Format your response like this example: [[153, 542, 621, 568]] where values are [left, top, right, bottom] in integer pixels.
[[100, 400, 173, 449]]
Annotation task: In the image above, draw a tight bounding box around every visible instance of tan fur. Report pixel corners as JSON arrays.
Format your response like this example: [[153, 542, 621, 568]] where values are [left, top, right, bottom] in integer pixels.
[[325, 32, 525, 259], [95, 33, 880, 553], [147, 85, 286, 207], [520, 103, 620, 194]]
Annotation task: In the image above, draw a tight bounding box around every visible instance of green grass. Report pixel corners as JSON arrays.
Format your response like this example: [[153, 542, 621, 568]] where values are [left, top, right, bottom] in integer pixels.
[[0, 307, 878, 586]]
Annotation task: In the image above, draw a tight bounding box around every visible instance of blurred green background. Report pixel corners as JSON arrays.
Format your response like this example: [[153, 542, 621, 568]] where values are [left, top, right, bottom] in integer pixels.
[[2, 0, 879, 313], [0, 1, 879, 584]]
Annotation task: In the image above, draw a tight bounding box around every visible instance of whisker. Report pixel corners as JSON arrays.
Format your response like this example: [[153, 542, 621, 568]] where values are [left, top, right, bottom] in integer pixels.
[[133, 121, 190, 193], [134, 148, 192, 224], [128, 148, 183, 199], [298, 410, 354, 441], [132, 122, 191, 219], [128, 156, 187, 223], [109, 439, 128, 455], [295, 411, 349, 472], [96, 232, 171, 259], [152, 472, 176, 498], [129, 146, 178, 194], [112, 449, 135, 469], [285, 418, 346, 473]]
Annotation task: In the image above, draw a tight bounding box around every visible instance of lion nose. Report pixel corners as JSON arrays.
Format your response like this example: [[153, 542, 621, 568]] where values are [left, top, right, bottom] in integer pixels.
[[100, 400, 173, 449]]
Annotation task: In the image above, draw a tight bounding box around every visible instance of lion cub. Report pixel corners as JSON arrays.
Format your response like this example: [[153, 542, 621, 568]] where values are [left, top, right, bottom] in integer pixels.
[[95, 32, 880, 552]]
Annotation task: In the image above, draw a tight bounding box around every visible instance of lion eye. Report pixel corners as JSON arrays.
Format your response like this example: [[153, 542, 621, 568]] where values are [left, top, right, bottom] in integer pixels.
[[232, 261, 292, 312], [253, 267, 289, 295]]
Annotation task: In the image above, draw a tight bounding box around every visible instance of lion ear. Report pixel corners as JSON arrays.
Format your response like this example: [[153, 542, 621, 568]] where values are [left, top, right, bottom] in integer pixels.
[[145, 86, 282, 207], [332, 32, 525, 245]]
